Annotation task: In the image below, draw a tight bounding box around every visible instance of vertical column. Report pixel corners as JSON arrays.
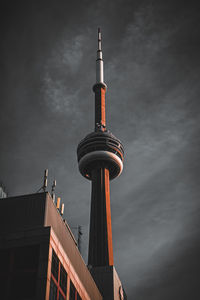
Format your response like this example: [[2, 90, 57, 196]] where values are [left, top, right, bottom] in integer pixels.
[[88, 167, 113, 267]]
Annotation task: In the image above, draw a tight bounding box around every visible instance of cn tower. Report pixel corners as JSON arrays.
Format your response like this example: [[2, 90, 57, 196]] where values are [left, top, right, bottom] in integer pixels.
[[77, 29, 125, 299]]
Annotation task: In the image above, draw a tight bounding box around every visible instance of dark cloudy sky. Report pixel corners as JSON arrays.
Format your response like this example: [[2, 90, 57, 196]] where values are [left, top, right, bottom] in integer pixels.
[[0, 0, 200, 298]]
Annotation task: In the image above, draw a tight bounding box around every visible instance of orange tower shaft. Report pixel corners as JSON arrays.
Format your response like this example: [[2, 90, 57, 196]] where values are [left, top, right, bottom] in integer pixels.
[[88, 167, 113, 266], [94, 85, 106, 130]]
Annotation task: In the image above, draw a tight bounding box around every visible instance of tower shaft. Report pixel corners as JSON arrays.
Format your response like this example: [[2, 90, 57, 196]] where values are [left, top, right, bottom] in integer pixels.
[[94, 85, 106, 131], [89, 29, 113, 266], [88, 167, 113, 266], [77, 29, 124, 272], [76, 27, 126, 299]]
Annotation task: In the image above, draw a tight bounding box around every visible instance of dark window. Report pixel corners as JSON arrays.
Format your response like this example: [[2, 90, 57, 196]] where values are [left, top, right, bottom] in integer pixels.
[[77, 292, 82, 300], [60, 264, 67, 294], [49, 278, 57, 300], [59, 291, 65, 300], [51, 250, 59, 281], [69, 281, 76, 300]]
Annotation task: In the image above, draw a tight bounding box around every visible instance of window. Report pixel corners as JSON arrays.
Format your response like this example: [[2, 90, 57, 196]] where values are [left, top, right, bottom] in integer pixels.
[[77, 292, 82, 300], [50, 249, 67, 300], [49, 249, 83, 300], [49, 278, 57, 300], [59, 291, 65, 300], [51, 250, 59, 281], [69, 281, 76, 300], [60, 263, 67, 294]]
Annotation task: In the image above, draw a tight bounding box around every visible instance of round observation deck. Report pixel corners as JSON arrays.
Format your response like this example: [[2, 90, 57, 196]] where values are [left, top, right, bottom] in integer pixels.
[[77, 130, 124, 180]]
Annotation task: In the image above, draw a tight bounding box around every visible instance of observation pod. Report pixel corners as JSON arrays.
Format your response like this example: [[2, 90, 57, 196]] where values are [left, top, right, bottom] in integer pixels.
[[77, 130, 124, 181]]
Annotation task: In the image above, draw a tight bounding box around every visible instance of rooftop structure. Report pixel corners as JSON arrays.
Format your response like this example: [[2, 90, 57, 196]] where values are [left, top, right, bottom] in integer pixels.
[[0, 192, 102, 300]]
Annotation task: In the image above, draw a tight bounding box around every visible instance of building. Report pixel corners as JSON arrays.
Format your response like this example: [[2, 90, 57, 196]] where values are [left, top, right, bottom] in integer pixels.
[[0, 192, 102, 300], [0, 29, 126, 300]]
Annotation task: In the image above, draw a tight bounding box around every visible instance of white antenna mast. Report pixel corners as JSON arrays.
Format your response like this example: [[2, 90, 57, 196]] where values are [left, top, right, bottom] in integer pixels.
[[43, 169, 48, 192], [36, 169, 49, 193], [51, 179, 56, 203], [96, 28, 105, 85]]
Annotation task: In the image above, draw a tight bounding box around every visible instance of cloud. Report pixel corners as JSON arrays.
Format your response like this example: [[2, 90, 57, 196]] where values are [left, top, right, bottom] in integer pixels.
[[43, 71, 81, 115], [42, 32, 91, 116], [60, 34, 85, 74]]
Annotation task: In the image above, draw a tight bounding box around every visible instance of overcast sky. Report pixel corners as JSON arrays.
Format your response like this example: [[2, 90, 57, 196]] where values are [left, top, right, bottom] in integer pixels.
[[0, 0, 200, 298]]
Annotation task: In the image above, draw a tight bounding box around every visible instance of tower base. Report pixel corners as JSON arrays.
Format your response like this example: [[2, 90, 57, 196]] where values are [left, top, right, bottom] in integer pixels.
[[90, 266, 127, 300]]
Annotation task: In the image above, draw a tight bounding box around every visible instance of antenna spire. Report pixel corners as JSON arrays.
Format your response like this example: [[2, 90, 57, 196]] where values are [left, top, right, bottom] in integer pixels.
[[96, 28, 105, 86], [98, 27, 101, 51]]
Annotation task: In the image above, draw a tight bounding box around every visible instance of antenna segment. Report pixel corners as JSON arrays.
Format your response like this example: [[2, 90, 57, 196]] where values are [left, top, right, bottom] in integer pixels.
[[96, 28, 106, 86], [0, 182, 7, 198], [60, 203, 65, 216], [93, 28, 107, 131], [43, 169, 48, 192], [51, 179, 56, 203], [36, 169, 49, 193]]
